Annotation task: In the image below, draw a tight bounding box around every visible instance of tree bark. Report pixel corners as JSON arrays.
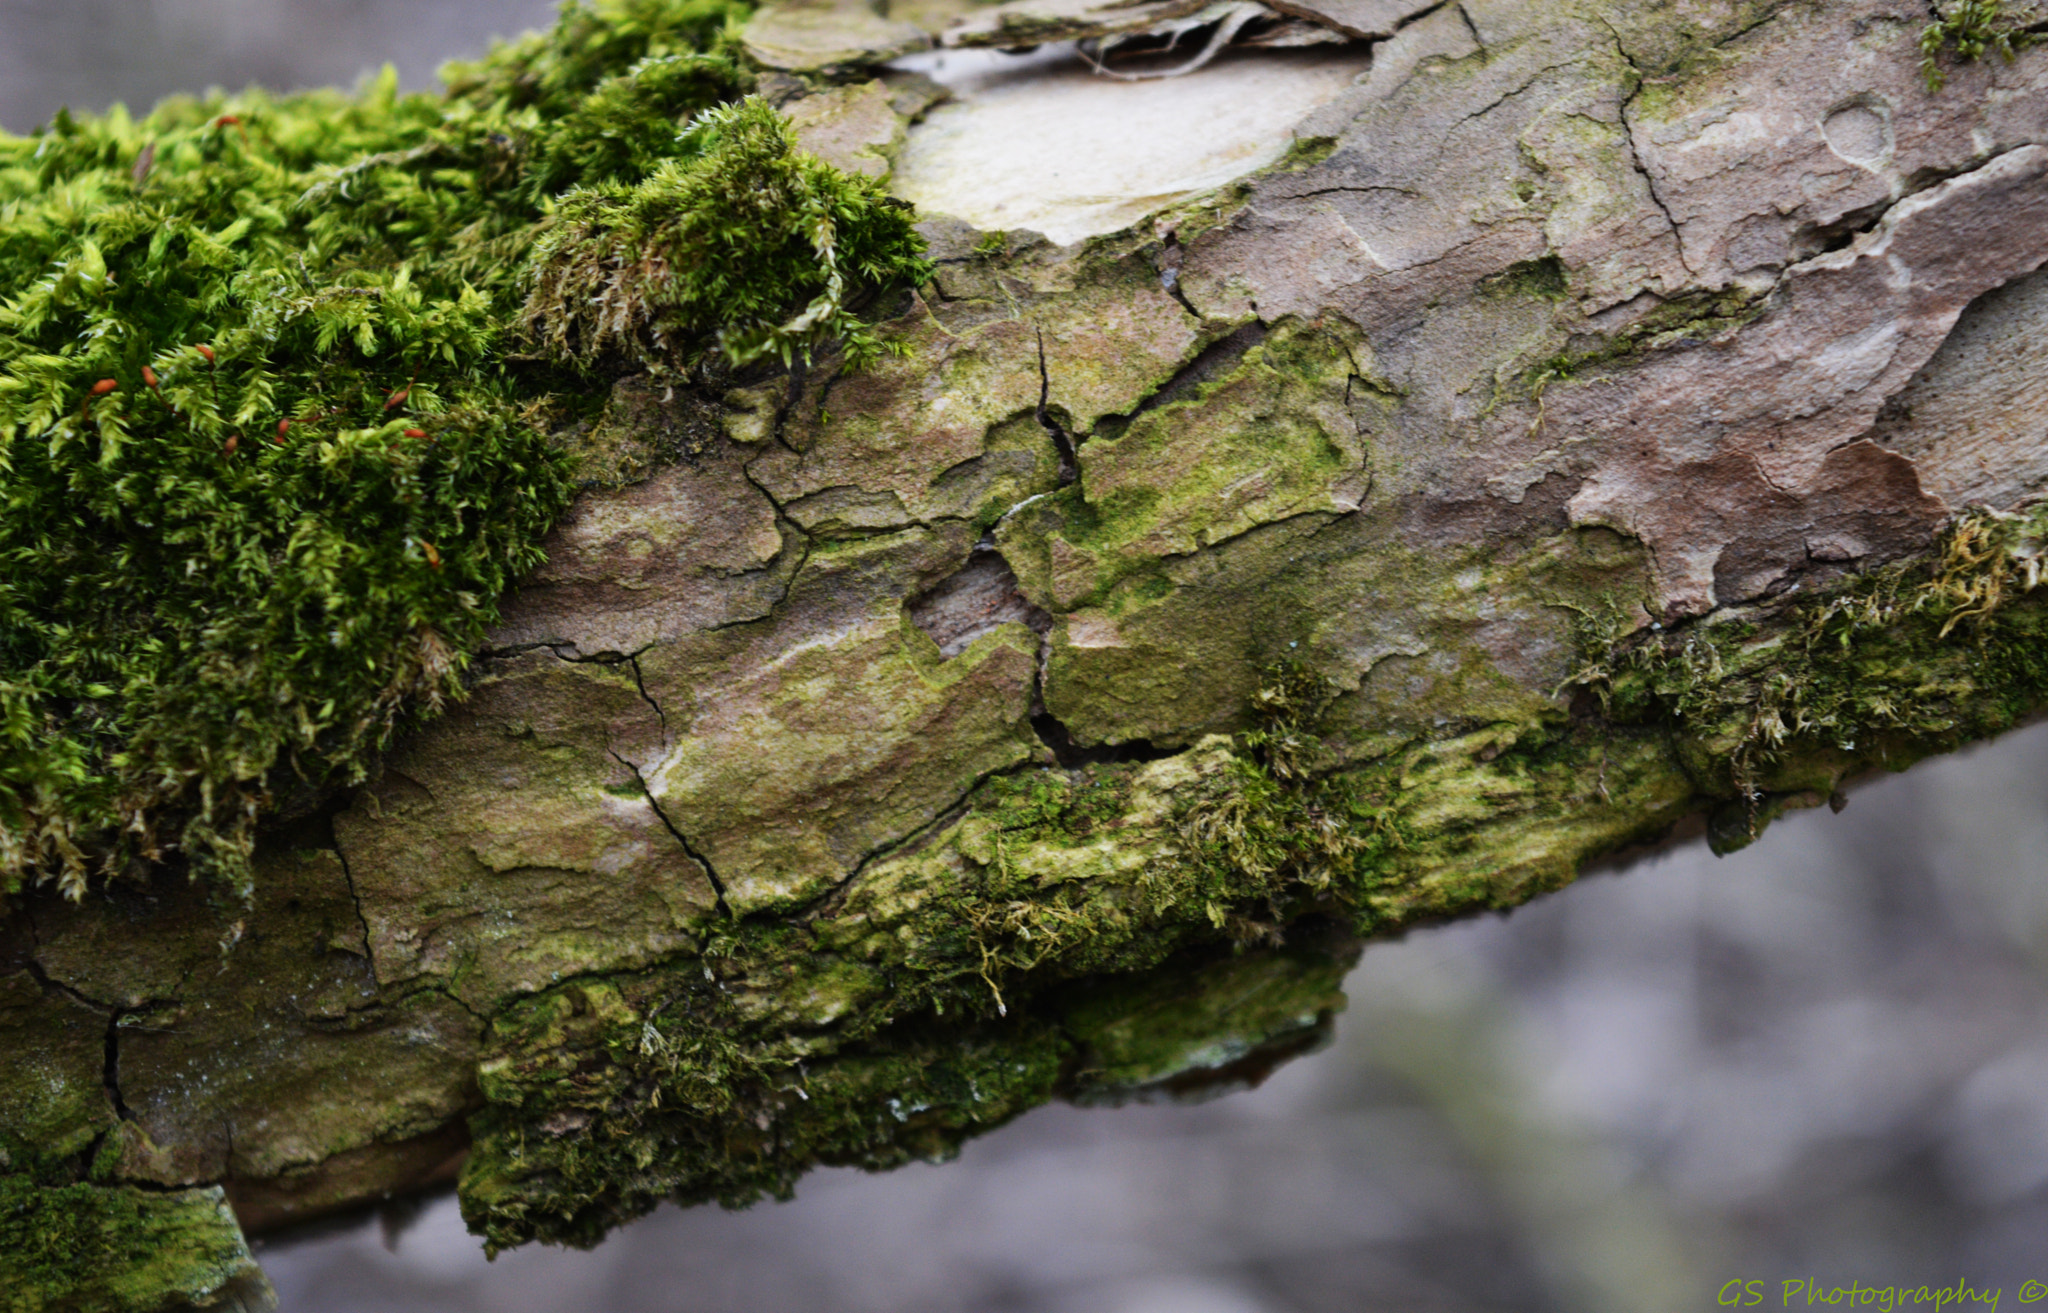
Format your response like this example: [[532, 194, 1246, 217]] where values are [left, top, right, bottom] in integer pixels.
[[11, 1, 2048, 1306]]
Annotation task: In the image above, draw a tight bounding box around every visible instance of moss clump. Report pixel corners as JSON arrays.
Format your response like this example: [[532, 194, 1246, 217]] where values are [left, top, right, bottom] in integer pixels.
[[467, 999, 1069, 1250], [445, 0, 754, 124], [1571, 504, 2048, 824], [0, 1176, 265, 1313], [0, 0, 932, 899], [461, 925, 1362, 1251], [1481, 254, 1569, 301], [1920, 0, 2039, 91], [1166, 663, 1406, 932], [971, 768, 1130, 843], [523, 97, 932, 371]]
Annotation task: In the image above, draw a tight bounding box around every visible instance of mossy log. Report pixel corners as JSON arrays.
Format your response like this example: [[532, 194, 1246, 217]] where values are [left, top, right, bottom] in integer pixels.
[[10, 0, 2048, 1306]]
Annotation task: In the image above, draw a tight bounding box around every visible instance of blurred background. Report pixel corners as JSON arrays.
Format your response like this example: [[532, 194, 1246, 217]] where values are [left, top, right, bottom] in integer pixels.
[[8, 6, 2048, 1309], [0, 0, 558, 134]]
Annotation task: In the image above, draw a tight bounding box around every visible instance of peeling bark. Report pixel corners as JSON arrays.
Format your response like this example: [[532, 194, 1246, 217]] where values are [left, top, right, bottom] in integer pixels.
[[11, 1, 2048, 1306]]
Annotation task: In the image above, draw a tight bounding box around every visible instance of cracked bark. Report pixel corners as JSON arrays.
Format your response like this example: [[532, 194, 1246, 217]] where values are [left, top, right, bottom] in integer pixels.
[[1033, 327, 1082, 485], [11, 1, 2048, 1306], [614, 751, 732, 916]]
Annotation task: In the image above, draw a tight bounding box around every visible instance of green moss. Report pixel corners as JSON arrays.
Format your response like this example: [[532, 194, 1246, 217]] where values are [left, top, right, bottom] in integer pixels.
[[1271, 135, 1341, 175], [458, 775, 1381, 1250], [526, 55, 755, 197], [0, 1176, 266, 1313], [1525, 285, 1766, 397], [1919, 0, 2038, 92], [443, 0, 755, 116], [1481, 254, 1570, 302], [467, 1009, 1071, 1248], [1571, 504, 2048, 842], [522, 97, 931, 372], [0, 0, 934, 900], [461, 958, 1071, 1249], [452, 660, 1601, 1250], [453, 674, 1392, 1247], [972, 769, 1131, 845]]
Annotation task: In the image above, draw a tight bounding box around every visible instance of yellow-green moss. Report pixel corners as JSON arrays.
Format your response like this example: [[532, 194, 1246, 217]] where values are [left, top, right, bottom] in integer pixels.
[[0, 0, 932, 900], [0, 1176, 266, 1313], [1571, 503, 2048, 848]]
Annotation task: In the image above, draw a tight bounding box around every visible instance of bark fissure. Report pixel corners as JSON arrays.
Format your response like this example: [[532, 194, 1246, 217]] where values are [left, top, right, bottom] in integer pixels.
[[331, 837, 376, 967], [802, 750, 1061, 919], [20, 958, 144, 1123], [612, 751, 732, 919], [1029, 710, 1177, 766], [20, 955, 119, 1015], [1609, 28, 1696, 277], [1100, 321, 1272, 433], [1435, 59, 1581, 147], [1454, 2, 1483, 51], [1033, 327, 1081, 485], [99, 1012, 129, 1121], [624, 653, 667, 737]]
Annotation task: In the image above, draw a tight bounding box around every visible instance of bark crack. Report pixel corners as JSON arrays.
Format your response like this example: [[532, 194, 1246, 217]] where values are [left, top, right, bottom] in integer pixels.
[[22, 958, 142, 1121], [1435, 59, 1578, 147], [331, 833, 377, 967], [104, 1014, 135, 1121], [1281, 183, 1426, 203], [1162, 270, 1202, 320], [102, 1007, 136, 1122], [1706, 3, 1802, 55], [769, 356, 811, 457], [805, 751, 1059, 917], [422, 982, 491, 1027], [1026, 619, 1175, 767], [1748, 452, 1795, 498], [1454, 2, 1482, 52], [1157, 232, 1203, 318], [613, 751, 732, 919], [1029, 710, 1176, 767], [1608, 22, 1697, 278], [740, 452, 797, 520], [625, 652, 667, 737], [1034, 327, 1081, 486]]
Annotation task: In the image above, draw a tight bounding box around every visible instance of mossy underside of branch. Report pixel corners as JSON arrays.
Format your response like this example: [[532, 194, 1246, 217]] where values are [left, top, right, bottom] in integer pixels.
[[456, 506, 2048, 1249]]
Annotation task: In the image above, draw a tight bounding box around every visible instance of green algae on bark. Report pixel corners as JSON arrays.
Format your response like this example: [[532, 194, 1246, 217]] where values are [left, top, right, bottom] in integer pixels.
[[0, 1177, 269, 1313], [0, 0, 931, 900], [459, 922, 1362, 1251]]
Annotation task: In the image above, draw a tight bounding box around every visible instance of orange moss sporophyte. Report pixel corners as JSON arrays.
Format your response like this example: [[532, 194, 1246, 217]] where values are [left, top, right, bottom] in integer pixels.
[[0, 0, 932, 900]]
